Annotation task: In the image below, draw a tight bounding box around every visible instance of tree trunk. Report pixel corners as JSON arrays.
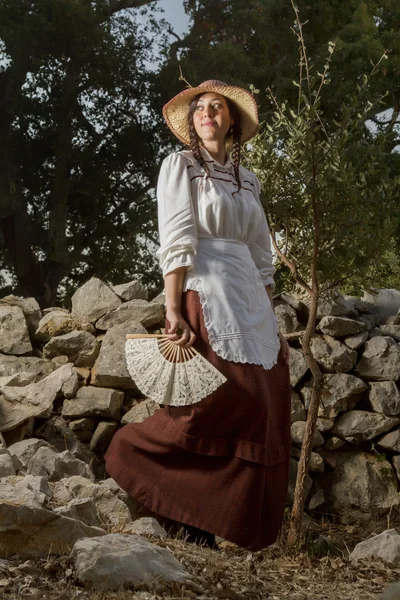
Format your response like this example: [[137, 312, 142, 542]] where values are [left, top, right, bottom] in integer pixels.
[[287, 290, 324, 546]]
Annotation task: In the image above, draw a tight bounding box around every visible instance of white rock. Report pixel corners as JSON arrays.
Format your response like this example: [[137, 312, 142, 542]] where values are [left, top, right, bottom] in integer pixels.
[[123, 517, 167, 538], [291, 447, 324, 472], [43, 330, 100, 367], [354, 337, 400, 381], [95, 299, 164, 330], [332, 410, 400, 444], [289, 348, 309, 387], [275, 304, 298, 334], [379, 583, 400, 600], [324, 436, 346, 451], [362, 289, 400, 321], [53, 497, 101, 528], [27, 447, 94, 482], [316, 451, 400, 518], [0, 305, 32, 355], [301, 373, 367, 418], [0, 451, 15, 477], [0, 295, 42, 337], [35, 311, 83, 342], [34, 416, 93, 464], [71, 534, 190, 590], [310, 335, 357, 373], [89, 421, 118, 453], [0, 363, 75, 433], [71, 277, 121, 324], [111, 280, 148, 301], [7, 438, 57, 471], [291, 421, 324, 448], [349, 529, 400, 565], [290, 391, 306, 423], [0, 502, 105, 557], [91, 322, 146, 389], [343, 331, 369, 350], [377, 429, 400, 452], [62, 386, 124, 420], [317, 316, 365, 337], [0, 355, 53, 381], [379, 325, 400, 342], [369, 381, 400, 416], [0, 475, 52, 508], [121, 399, 159, 425]]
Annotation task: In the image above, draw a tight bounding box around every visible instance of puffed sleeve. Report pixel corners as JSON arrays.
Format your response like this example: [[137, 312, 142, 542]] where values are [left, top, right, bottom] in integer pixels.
[[249, 175, 276, 288], [156, 152, 198, 277]]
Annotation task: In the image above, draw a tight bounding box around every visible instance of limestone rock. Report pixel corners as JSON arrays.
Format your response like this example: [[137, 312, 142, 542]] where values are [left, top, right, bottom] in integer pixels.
[[0, 355, 53, 381], [332, 410, 399, 444], [90, 421, 118, 453], [301, 373, 367, 419], [317, 316, 365, 337], [27, 447, 94, 482], [91, 322, 146, 389], [62, 387, 124, 420], [0, 364, 75, 433], [342, 295, 369, 314], [379, 583, 400, 600], [362, 289, 400, 321], [0, 305, 32, 355], [71, 277, 121, 324], [69, 419, 96, 442], [121, 398, 159, 425], [7, 438, 57, 471], [369, 381, 400, 416], [377, 429, 400, 453], [0, 371, 37, 387], [95, 299, 164, 330], [316, 418, 335, 432], [324, 436, 346, 451], [53, 497, 102, 528], [290, 391, 306, 423], [343, 331, 369, 350], [291, 447, 324, 472], [0, 295, 41, 337], [71, 534, 190, 590], [304, 296, 349, 318], [379, 325, 400, 342], [111, 280, 148, 301], [275, 304, 299, 334], [0, 475, 52, 508], [291, 421, 324, 448], [35, 311, 87, 342], [0, 450, 16, 477], [50, 476, 132, 528], [358, 314, 379, 332], [289, 348, 309, 387], [0, 502, 105, 558], [123, 517, 167, 538], [350, 529, 400, 565], [354, 337, 400, 381], [34, 416, 94, 463], [316, 451, 400, 519], [310, 335, 357, 373], [43, 330, 100, 367], [150, 291, 165, 305]]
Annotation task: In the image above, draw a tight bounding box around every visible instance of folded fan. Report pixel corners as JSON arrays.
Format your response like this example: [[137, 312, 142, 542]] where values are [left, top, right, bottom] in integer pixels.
[[125, 334, 227, 406]]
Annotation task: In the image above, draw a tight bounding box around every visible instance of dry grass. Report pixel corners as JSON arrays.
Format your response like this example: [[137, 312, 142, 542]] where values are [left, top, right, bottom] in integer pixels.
[[0, 515, 399, 600]]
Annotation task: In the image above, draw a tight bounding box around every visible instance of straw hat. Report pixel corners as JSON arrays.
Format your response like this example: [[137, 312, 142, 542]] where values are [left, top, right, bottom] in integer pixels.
[[162, 80, 259, 145]]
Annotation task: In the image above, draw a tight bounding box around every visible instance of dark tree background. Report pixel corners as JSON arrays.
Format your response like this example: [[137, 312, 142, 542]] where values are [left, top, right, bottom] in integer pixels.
[[1, 0, 399, 306]]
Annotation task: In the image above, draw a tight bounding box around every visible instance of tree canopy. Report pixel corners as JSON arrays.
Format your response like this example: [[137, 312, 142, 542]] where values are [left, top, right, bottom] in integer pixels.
[[0, 0, 164, 306]]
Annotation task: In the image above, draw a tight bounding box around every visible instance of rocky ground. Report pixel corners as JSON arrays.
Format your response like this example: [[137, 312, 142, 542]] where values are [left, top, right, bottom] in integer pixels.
[[1, 515, 399, 600]]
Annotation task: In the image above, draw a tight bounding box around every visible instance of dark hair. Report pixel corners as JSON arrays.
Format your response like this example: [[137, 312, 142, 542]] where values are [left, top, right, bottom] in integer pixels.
[[187, 93, 243, 190]]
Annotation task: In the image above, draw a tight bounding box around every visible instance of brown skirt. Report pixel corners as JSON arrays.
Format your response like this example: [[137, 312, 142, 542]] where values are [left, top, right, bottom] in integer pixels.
[[105, 291, 291, 551]]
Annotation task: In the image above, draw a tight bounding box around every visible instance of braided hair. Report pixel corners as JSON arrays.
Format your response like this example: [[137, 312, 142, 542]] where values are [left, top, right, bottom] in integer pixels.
[[187, 93, 243, 190]]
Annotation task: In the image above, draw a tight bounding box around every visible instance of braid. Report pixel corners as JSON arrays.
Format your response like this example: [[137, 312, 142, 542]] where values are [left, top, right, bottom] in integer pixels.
[[188, 94, 210, 177]]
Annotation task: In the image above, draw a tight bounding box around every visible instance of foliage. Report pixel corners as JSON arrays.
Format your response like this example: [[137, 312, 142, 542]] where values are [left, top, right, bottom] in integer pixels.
[[0, 0, 165, 305]]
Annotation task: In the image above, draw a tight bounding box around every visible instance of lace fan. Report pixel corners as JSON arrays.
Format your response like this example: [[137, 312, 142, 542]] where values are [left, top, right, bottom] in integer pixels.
[[125, 334, 227, 406]]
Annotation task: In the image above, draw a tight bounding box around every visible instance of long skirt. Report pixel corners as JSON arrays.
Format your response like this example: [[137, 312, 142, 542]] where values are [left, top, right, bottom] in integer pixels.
[[105, 290, 291, 551]]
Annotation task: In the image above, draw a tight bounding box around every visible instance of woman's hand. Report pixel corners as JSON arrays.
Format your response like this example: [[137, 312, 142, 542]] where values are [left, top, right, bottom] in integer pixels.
[[166, 310, 196, 346], [279, 331, 290, 366]]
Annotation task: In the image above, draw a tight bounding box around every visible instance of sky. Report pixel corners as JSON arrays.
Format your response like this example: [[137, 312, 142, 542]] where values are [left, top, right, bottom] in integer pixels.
[[157, 0, 190, 36]]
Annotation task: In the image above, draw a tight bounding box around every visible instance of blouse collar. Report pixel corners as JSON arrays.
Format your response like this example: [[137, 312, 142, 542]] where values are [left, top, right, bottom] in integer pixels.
[[200, 146, 233, 173]]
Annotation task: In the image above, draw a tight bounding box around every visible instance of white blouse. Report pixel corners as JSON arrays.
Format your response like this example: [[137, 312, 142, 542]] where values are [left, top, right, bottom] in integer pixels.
[[156, 148, 280, 370]]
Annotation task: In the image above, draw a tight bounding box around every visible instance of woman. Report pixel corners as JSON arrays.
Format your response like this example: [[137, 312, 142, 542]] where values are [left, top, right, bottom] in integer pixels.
[[105, 80, 291, 551]]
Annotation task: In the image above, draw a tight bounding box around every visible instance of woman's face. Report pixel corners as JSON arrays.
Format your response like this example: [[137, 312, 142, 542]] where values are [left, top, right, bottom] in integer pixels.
[[192, 92, 234, 144]]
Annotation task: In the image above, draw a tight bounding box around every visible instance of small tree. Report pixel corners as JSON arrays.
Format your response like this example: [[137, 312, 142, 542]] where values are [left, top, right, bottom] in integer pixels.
[[248, 2, 399, 545]]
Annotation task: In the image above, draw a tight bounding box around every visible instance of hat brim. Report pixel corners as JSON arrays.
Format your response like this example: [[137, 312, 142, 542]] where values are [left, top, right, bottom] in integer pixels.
[[162, 80, 259, 145]]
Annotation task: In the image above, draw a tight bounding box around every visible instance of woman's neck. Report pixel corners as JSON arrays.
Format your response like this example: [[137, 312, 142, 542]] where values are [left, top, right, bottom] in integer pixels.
[[201, 141, 227, 166]]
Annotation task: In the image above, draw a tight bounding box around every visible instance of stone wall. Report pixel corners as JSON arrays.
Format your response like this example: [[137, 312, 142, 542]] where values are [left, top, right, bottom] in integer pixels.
[[1, 278, 400, 528]]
